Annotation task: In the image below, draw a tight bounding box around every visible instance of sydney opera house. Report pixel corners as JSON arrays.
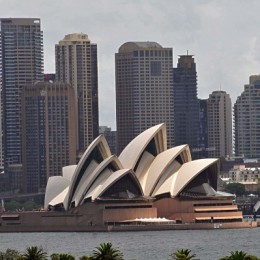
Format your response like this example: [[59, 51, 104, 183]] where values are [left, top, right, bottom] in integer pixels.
[[1, 124, 249, 231]]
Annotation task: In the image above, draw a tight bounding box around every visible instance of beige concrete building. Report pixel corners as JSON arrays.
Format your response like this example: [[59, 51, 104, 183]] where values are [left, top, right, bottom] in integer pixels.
[[55, 33, 99, 157], [115, 42, 174, 154], [234, 75, 260, 158], [223, 165, 260, 183], [21, 82, 77, 193], [207, 91, 232, 158]]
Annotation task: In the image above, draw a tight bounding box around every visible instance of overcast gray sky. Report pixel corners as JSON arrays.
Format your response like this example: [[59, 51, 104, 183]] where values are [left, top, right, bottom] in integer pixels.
[[1, 0, 260, 130]]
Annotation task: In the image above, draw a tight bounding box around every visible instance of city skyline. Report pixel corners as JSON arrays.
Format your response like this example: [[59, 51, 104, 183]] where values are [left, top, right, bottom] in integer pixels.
[[1, 0, 260, 129]]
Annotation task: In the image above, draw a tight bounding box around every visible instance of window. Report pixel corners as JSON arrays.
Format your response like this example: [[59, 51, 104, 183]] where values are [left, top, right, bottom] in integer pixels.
[[150, 61, 161, 76]]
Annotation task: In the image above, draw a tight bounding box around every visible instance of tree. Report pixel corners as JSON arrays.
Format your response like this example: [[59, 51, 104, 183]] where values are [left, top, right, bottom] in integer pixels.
[[90, 242, 124, 260], [22, 246, 48, 260], [50, 253, 75, 260], [223, 183, 246, 196], [219, 250, 260, 260], [79, 256, 93, 260], [170, 249, 197, 260], [0, 248, 22, 260]]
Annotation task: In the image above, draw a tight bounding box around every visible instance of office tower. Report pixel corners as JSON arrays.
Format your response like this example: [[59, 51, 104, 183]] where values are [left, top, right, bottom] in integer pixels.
[[0, 70, 3, 169], [55, 33, 99, 157], [21, 82, 76, 193], [0, 18, 43, 189], [234, 75, 260, 158], [197, 99, 208, 158], [99, 126, 117, 154], [115, 42, 174, 153], [173, 54, 199, 158], [207, 91, 232, 158]]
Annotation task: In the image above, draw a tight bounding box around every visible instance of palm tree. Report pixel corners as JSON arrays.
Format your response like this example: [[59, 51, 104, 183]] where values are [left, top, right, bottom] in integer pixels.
[[219, 251, 260, 260], [50, 253, 75, 260], [90, 242, 123, 260], [22, 246, 48, 260], [170, 249, 197, 260], [79, 256, 93, 260]]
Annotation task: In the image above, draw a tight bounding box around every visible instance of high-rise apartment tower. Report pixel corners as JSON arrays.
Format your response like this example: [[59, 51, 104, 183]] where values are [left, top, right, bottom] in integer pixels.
[[115, 42, 174, 153], [55, 33, 99, 157], [207, 91, 232, 158], [234, 75, 260, 158], [0, 18, 43, 189]]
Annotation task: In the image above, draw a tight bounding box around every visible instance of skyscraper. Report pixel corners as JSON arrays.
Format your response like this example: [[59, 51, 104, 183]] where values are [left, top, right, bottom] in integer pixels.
[[173, 54, 199, 157], [55, 33, 99, 157], [0, 18, 43, 189], [197, 99, 208, 158], [115, 42, 174, 153], [207, 91, 232, 158], [234, 75, 260, 158], [21, 82, 77, 193]]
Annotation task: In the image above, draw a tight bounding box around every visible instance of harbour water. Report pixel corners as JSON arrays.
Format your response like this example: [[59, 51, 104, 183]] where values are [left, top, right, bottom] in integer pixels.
[[0, 229, 259, 260]]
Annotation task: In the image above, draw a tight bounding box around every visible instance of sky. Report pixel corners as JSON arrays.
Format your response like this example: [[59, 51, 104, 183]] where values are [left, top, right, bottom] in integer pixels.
[[1, 0, 260, 130]]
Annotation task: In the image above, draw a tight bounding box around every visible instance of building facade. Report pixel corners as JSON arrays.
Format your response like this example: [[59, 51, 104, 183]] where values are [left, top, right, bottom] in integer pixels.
[[207, 91, 232, 158], [225, 165, 260, 184], [234, 75, 260, 158], [21, 82, 77, 193], [173, 55, 199, 158], [196, 99, 209, 158], [0, 18, 43, 190], [115, 42, 174, 153], [55, 33, 99, 157], [99, 126, 117, 155]]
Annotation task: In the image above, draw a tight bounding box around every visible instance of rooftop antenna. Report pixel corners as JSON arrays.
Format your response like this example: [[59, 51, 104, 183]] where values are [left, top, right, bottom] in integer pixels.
[[220, 83, 222, 91], [187, 50, 189, 55]]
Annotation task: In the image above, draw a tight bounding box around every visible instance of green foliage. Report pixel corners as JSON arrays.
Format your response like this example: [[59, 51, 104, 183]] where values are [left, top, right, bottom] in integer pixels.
[[223, 183, 246, 196], [90, 242, 124, 260], [170, 249, 197, 260], [22, 246, 48, 260], [79, 256, 93, 260], [0, 248, 22, 260], [50, 253, 75, 260], [23, 201, 40, 211], [4, 199, 42, 211], [219, 250, 260, 260], [4, 200, 22, 211]]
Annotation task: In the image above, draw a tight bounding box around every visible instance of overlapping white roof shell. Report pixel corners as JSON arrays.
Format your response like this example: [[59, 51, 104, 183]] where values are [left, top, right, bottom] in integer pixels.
[[44, 123, 221, 211], [152, 158, 218, 197]]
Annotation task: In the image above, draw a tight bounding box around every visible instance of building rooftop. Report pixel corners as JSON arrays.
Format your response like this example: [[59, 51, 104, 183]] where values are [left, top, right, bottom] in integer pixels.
[[119, 41, 163, 52]]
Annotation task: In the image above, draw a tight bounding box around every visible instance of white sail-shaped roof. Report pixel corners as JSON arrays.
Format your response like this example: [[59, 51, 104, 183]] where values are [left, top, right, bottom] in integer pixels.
[[143, 145, 191, 196], [65, 135, 111, 209], [44, 176, 70, 209], [119, 123, 167, 170], [48, 187, 69, 207], [75, 155, 122, 206], [44, 124, 222, 212], [153, 158, 219, 197], [62, 165, 77, 181], [89, 169, 144, 201]]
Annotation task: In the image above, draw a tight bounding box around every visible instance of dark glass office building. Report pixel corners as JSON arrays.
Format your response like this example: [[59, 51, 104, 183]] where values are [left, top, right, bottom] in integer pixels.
[[0, 18, 43, 190], [173, 55, 199, 158]]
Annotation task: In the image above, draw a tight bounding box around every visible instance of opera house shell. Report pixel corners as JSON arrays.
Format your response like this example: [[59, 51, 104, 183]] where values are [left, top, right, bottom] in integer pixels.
[[1, 123, 247, 232], [43, 123, 243, 225]]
